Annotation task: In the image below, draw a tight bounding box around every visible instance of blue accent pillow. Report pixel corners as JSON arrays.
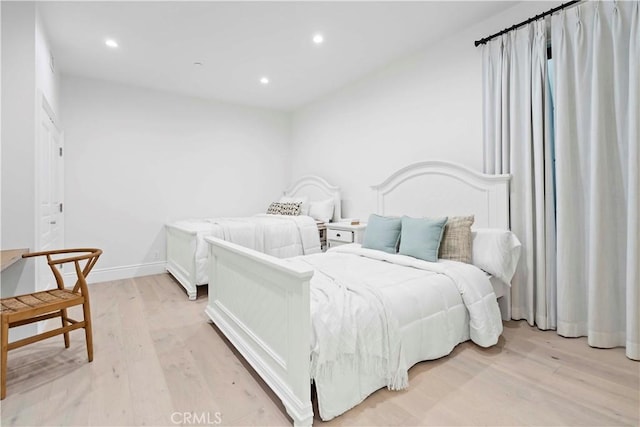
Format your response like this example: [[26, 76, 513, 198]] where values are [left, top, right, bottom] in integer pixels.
[[361, 214, 402, 253], [398, 216, 448, 262]]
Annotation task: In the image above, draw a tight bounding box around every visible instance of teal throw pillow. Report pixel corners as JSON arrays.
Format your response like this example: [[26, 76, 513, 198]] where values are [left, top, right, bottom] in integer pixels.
[[361, 214, 402, 253], [398, 216, 448, 262]]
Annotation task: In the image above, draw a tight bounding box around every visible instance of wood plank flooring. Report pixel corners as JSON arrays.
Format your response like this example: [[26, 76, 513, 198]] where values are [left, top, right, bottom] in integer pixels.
[[1, 273, 638, 426]]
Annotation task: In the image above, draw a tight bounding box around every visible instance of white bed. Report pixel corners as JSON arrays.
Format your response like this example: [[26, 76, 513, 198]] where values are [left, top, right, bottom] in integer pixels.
[[204, 161, 513, 425], [166, 175, 342, 300]]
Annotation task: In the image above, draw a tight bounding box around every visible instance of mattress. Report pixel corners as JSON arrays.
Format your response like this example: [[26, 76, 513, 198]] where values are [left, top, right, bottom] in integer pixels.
[[292, 244, 503, 420], [170, 214, 322, 285]]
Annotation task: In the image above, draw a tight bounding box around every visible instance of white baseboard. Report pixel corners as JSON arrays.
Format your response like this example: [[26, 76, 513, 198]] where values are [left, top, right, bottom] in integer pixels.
[[63, 261, 167, 284]]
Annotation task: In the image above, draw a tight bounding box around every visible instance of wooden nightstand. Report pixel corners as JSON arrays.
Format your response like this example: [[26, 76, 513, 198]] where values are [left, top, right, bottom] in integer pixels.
[[326, 222, 367, 249]]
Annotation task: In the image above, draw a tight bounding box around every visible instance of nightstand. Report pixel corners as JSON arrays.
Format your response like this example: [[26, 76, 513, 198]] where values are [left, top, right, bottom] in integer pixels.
[[326, 222, 367, 249]]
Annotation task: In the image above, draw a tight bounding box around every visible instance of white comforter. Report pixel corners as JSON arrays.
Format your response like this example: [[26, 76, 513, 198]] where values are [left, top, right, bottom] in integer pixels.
[[171, 214, 321, 284], [296, 244, 503, 420]]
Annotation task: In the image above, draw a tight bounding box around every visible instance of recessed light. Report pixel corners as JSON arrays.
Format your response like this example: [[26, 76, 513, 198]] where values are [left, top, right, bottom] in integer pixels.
[[260, 77, 269, 85], [313, 33, 324, 44], [105, 39, 118, 48]]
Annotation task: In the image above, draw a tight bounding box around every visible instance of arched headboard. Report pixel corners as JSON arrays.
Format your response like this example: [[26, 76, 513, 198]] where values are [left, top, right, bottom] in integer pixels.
[[371, 161, 510, 228], [283, 175, 342, 222]]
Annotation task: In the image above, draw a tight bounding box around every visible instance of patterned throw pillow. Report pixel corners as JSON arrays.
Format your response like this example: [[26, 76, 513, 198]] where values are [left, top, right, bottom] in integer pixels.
[[279, 202, 302, 216], [267, 202, 283, 214], [438, 215, 475, 263]]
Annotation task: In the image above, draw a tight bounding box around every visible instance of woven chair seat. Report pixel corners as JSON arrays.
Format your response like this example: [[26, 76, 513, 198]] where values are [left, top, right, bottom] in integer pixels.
[[1, 290, 83, 322]]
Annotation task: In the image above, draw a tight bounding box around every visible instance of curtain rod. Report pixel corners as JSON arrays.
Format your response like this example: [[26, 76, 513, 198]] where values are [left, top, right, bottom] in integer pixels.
[[474, 0, 581, 47]]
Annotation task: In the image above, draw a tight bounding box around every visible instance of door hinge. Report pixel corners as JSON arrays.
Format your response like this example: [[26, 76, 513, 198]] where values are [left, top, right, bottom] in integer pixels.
[[59, 147, 63, 157], [59, 203, 63, 213]]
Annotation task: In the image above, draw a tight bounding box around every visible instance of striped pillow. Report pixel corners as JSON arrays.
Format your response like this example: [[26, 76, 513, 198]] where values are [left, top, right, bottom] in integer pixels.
[[438, 215, 475, 263]]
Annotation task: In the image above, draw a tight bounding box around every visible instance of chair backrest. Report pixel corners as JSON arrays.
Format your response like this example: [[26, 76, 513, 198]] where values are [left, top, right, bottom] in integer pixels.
[[22, 248, 102, 293]]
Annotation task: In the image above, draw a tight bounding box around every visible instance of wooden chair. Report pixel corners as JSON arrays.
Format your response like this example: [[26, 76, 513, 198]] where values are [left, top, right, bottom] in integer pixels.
[[0, 248, 102, 399]]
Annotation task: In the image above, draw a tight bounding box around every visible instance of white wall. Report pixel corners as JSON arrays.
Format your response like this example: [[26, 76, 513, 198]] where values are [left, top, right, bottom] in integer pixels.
[[1, 2, 37, 299], [8, 1, 560, 285], [35, 9, 60, 115], [290, 2, 558, 220], [1, 2, 61, 338], [61, 75, 290, 281]]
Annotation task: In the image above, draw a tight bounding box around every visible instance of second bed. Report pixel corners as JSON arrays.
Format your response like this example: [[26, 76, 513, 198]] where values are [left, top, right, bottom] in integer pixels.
[[166, 175, 342, 299]]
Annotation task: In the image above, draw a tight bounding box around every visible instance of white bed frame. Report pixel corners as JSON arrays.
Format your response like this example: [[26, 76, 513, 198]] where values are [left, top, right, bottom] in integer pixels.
[[204, 161, 510, 426], [372, 160, 512, 320], [283, 175, 342, 223], [166, 175, 341, 300]]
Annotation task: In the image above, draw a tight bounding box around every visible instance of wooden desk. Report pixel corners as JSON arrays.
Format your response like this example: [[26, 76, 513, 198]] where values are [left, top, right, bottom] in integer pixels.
[[1, 249, 29, 272]]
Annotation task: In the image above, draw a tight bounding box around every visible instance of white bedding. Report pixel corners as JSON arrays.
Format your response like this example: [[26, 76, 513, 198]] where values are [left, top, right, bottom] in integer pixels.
[[289, 244, 503, 421], [171, 214, 321, 284]]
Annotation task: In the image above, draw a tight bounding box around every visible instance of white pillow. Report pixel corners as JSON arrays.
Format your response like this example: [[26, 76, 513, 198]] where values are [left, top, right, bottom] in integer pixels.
[[308, 198, 334, 222], [471, 228, 521, 285], [280, 195, 309, 216]]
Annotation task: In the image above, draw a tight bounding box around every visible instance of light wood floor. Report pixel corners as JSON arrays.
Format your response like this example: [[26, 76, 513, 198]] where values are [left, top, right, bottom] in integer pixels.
[[1, 273, 638, 426]]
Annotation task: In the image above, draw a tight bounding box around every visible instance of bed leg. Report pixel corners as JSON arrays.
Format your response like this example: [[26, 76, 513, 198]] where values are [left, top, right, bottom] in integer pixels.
[[287, 408, 313, 427], [188, 291, 197, 301], [499, 292, 511, 321]]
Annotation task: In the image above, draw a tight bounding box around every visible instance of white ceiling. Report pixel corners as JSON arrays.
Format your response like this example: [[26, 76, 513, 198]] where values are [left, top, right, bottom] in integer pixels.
[[39, 1, 516, 111]]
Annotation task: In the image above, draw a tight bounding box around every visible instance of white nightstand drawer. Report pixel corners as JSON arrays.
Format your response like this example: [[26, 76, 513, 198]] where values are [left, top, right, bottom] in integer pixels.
[[327, 229, 353, 243]]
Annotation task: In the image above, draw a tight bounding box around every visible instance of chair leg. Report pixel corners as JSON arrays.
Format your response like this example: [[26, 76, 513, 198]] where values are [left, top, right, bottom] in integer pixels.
[[82, 298, 93, 363], [1, 315, 9, 400], [60, 309, 70, 348]]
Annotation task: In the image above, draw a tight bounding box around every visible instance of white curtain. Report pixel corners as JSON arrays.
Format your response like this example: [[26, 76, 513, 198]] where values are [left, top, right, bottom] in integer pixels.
[[552, 1, 639, 360], [482, 20, 557, 329]]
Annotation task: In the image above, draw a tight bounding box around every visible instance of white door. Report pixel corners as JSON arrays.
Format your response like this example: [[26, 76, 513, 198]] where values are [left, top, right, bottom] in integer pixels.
[[37, 97, 64, 292]]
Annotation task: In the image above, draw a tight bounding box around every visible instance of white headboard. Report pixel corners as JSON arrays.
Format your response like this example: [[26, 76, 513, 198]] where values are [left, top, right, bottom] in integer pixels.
[[283, 175, 342, 222], [371, 161, 510, 228]]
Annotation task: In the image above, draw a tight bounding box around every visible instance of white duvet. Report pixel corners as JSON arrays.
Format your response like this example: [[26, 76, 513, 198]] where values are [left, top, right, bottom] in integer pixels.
[[171, 214, 321, 284], [292, 244, 503, 421]]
